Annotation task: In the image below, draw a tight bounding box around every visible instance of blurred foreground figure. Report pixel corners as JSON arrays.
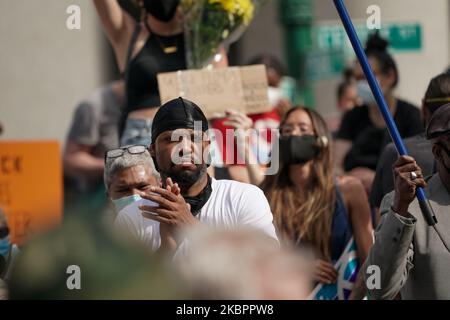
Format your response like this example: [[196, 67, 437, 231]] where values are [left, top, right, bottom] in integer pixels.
[[365, 104, 450, 299], [8, 216, 186, 300], [177, 227, 312, 299]]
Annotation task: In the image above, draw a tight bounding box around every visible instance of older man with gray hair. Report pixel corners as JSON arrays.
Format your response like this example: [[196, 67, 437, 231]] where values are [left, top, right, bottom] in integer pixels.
[[104, 145, 160, 214]]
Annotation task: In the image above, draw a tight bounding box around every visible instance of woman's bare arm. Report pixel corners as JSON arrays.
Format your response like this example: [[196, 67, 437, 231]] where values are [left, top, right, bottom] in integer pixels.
[[93, 0, 134, 47], [339, 176, 374, 299], [339, 176, 373, 263]]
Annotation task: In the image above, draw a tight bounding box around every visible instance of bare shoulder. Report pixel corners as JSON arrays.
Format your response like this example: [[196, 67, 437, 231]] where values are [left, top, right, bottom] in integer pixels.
[[337, 176, 371, 224], [337, 175, 366, 196]]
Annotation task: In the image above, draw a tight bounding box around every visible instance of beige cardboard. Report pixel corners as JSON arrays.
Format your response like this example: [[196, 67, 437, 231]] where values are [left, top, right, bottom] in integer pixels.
[[157, 65, 270, 118]]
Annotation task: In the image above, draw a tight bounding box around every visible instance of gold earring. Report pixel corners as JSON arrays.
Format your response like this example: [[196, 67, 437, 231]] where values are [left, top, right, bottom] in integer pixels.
[[317, 136, 328, 147]]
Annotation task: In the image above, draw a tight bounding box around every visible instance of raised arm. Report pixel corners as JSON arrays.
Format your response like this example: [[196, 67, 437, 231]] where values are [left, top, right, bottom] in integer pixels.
[[365, 193, 416, 299], [223, 110, 265, 186], [364, 156, 426, 299], [93, 0, 134, 47]]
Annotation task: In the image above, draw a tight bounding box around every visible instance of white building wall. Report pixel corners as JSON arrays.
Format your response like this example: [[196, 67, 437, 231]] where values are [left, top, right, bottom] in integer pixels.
[[0, 0, 110, 145]]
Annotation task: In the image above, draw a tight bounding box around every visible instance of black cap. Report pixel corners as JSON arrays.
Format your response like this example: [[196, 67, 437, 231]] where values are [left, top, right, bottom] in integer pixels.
[[426, 103, 450, 140], [151, 97, 209, 145]]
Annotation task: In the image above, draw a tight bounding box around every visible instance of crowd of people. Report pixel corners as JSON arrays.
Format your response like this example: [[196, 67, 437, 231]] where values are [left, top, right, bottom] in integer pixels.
[[1, 0, 450, 300]]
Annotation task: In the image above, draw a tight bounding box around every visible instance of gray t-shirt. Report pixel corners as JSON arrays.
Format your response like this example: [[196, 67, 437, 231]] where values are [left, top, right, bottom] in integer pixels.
[[68, 83, 122, 158], [66, 83, 122, 192], [369, 134, 435, 208]]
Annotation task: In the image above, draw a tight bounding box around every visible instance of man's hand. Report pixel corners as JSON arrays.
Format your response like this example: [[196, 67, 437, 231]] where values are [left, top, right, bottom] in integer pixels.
[[313, 259, 338, 284], [150, 178, 180, 253], [139, 178, 197, 230], [223, 109, 253, 131], [140, 177, 196, 255], [392, 155, 427, 216]]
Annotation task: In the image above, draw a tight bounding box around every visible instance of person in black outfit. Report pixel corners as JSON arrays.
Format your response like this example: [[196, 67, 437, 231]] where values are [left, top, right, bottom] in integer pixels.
[[94, 0, 228, 145], [335, 33, 423, 195], [369, 72, 450, 224], [94, 0, 228, 148], [94, 0, 185, 148]]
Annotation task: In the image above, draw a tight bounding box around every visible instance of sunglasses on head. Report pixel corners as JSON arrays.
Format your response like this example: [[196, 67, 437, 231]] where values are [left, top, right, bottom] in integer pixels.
[[104, 145, 147, 162]]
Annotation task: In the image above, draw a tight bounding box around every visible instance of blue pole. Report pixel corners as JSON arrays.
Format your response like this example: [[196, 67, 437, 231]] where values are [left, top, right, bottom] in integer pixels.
[[333, 0, 437, 225]]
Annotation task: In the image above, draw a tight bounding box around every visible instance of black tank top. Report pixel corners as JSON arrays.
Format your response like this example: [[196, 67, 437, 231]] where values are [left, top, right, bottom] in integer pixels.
[[125, 22, 187, 113]]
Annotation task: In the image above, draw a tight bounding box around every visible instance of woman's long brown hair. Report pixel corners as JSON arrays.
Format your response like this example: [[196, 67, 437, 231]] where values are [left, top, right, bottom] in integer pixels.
[[260, 107, 336, 261]]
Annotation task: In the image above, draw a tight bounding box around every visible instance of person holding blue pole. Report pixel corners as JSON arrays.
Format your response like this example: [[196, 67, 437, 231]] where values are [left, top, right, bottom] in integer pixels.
[[365, 104, 450, 299], [333, 0, 437, 227], [370, 72, 450, 224], [333, 0, 448, 299]]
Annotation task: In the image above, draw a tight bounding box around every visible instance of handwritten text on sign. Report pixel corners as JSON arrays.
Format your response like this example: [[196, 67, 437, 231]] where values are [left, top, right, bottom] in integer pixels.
[[0, 141, 63, 244], [157, 65, 271, 118]]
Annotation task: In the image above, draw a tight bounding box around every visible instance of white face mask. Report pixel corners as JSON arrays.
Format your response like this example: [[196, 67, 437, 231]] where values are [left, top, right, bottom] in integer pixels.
[[0, 235, 10, 260], [356, 80, 377, 106], [112, 194, 142, 213]]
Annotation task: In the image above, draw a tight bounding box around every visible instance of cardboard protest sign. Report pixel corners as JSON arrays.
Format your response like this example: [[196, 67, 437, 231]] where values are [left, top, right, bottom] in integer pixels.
[[157, 64, 271, 118], [0, 141, 63, 244]]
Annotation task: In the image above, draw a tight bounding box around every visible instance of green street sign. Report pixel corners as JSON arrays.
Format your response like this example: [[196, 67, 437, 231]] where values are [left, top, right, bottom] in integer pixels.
[[388, 24, 422, 51], [306, 22, 422, 81]]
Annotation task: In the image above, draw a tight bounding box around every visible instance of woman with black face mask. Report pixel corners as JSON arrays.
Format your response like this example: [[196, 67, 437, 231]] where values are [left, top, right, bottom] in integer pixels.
[[227, 106, 373, 299], [93, 0, 228, 147]]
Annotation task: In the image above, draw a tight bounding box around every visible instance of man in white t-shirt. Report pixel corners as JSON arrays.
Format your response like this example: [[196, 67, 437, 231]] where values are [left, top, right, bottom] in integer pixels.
[[115, 97, 278, 255]]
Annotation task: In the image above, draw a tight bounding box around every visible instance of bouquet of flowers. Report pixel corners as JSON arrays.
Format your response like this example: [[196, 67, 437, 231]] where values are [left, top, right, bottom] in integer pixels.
[[181, 0, 267, 69]]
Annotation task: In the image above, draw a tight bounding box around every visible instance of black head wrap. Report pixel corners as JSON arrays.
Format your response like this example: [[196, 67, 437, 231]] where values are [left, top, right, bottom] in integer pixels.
[[151, 97, 209, 145], [150, 98, 212, 216]]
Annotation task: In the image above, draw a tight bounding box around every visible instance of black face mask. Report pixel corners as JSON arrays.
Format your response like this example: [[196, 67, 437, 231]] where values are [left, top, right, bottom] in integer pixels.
[[279, 135, 319, 165], [183, 175, 212, 216], [143, 0, 180, 22]]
